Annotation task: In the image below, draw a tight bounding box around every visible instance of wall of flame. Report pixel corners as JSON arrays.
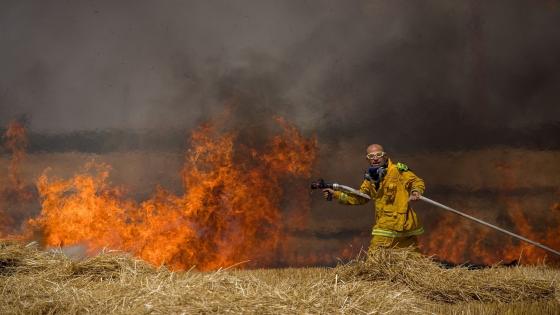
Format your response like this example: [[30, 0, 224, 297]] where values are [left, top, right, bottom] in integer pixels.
[[1, 119, 560, 269]]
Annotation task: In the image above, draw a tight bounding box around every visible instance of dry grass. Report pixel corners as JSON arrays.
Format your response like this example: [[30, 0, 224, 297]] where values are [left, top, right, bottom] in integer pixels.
[[1, 241, 559, 314], [339, 248, 556, 303]]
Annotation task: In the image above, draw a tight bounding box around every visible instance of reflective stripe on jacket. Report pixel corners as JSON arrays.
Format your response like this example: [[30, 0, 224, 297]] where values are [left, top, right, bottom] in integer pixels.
[[372, 226, 424, 238]]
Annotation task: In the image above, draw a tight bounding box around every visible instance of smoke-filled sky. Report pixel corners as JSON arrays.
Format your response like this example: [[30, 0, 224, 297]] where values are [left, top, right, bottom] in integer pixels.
[[1, 0, 560, 151], [2, 1, 560, 267]]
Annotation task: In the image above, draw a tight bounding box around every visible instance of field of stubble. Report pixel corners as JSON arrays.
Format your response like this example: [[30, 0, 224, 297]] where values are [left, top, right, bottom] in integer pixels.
[[1, 241, 559, 314]]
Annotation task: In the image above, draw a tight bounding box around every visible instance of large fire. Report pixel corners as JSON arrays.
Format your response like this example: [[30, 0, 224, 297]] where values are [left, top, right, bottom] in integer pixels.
[[1, 118, 559, 268], [10, 117, 317, 270]]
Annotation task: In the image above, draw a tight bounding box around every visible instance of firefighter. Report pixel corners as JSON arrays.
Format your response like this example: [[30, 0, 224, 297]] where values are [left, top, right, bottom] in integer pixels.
[[323, 144, 425, 252]]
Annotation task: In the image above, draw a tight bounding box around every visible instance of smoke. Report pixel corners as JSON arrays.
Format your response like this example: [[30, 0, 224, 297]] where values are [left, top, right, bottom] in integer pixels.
[[1, 1, 560, 265], [0, 0, 558, 151]]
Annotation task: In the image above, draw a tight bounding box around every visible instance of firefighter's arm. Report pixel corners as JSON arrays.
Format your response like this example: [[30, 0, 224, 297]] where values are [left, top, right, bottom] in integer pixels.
[[399, 168, 425, 195], [332, 180, 371, 205]]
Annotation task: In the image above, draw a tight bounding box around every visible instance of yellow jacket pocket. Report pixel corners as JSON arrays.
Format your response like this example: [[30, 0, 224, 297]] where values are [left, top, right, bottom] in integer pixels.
[[384, 182, 397, 203], [376, 209, 406, 231]]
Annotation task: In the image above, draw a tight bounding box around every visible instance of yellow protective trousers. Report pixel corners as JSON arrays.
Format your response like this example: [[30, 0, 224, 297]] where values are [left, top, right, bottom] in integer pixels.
[[368, 235, 419, 254]]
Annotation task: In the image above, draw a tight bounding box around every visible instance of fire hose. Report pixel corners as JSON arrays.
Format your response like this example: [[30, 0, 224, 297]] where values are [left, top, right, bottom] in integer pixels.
[[419, 196, 560, 257], [311, 179, 560, 257], [310, 179, 371, 201]]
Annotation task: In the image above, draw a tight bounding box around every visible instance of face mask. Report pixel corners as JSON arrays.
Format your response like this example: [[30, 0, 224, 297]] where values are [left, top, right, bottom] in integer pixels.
[[368, 166, 387, 182]]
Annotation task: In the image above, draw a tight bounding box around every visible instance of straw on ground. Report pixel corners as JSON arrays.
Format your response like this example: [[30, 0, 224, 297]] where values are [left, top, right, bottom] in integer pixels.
[[1, 241, 559, 314]]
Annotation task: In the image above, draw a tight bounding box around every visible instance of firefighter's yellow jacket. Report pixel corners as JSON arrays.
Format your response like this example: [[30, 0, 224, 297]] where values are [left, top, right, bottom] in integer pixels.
[[333, 159, 425, 238]]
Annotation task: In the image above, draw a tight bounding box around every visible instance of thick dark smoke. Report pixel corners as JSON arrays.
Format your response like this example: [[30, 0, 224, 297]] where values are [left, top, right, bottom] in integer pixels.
[[1, 0, 559, 152], [1, 1, 560, 265]]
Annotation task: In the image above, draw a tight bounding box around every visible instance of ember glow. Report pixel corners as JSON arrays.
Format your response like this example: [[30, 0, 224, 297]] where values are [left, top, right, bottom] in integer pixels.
[[22, 118, 317, 270]]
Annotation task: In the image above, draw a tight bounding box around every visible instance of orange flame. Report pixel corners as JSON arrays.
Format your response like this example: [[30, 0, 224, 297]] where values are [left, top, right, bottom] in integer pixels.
[[3, 119, 559, 268], [419, 160, 560, 265], [27, 118, 317, 270], [3, 121, 28, 190], [1, 121, 33, 237]]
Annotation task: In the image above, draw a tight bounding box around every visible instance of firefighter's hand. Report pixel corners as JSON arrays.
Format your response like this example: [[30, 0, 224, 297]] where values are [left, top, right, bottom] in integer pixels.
[[409, 191, 421, 201], [322, 188, 335, 201]]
